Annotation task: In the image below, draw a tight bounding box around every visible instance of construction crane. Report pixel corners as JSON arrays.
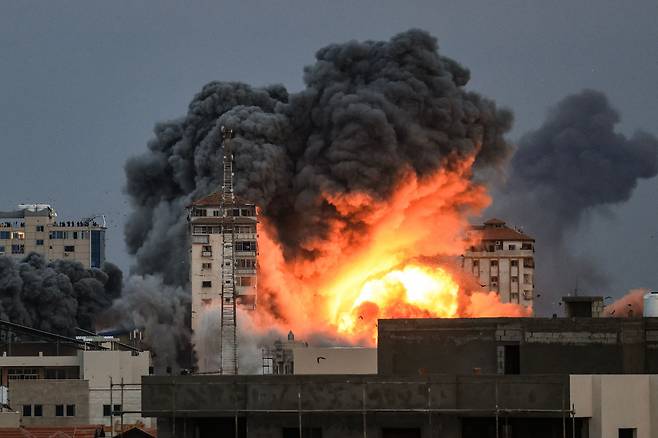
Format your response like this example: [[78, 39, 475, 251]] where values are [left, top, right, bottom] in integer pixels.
[[219, 126, 238, 375]]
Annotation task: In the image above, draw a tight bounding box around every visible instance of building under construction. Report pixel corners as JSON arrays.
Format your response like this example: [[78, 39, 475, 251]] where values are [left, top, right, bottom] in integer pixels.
[[143, 301, 658, 438], [188, 127, 258, 375]]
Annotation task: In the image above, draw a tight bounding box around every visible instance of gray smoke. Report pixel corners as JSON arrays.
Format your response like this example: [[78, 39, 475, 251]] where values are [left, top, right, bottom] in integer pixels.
[[118, 30, 515, 370], [124, 30, 513, 317], [494, 90, 658, 311], [0, 253, 121, 335]]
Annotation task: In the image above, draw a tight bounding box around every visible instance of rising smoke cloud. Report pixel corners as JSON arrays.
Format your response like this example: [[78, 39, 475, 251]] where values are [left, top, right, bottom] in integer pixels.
[[124, 29, 512, 282], [0, 253, 121, 335], [493, 90, 658, 311], [122, 30, 514, 363]]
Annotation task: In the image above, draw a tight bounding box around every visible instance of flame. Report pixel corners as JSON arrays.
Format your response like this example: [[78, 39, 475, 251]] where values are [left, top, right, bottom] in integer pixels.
[[251, 155, 532, 345]]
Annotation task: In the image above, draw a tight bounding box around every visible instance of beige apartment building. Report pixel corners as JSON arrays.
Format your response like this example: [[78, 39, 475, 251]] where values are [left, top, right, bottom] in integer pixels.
[[462, 218, 535, 308], [0, 204, 106, 268], [188, 193, 258, 336]]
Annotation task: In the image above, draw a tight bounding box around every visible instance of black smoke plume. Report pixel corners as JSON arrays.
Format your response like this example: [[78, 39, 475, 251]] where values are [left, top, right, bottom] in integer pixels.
[[0, 253, 121, 335], [494, 90, 658, 311], [124, 29, 513, 292]]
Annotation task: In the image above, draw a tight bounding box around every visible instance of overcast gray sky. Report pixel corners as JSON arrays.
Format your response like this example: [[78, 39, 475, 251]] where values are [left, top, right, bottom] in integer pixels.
[[1, 0, 656, 300]]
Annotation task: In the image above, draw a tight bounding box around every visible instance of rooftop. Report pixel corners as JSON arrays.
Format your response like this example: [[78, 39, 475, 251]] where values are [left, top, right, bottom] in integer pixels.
[[189, 191, 255, 207], [471, 218, 534, 242]]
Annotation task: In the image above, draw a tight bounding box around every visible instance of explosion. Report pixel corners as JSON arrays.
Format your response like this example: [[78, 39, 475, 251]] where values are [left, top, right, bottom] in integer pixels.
[[253, 155, 532, 345]]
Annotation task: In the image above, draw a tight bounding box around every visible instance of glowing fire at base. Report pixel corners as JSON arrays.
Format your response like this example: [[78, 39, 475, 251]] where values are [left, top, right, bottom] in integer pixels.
[[251, 156, 532, 346], [337, 264, 460, 339]]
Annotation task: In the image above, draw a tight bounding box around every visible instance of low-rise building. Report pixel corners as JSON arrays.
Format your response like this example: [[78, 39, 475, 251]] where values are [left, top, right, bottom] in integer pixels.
[[0, 320, 152, 432], [0, 204, 106, 268]]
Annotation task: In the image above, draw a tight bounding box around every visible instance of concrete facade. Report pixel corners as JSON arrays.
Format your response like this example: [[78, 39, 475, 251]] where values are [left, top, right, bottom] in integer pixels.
[[10, 379, 90, 427], [378, 317, 658, 376], [572, 374, 658, 438], [1, 349, 152, 428], [142, 374, 572, 438], [0, 204, 106, 268], [462, 218, 534, 308], [188, 193, 258, 336], [292, 347, 377, 375]]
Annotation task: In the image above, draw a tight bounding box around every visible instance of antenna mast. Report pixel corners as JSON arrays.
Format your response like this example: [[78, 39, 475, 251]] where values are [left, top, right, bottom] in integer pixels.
[[219, 126, 238, 375]]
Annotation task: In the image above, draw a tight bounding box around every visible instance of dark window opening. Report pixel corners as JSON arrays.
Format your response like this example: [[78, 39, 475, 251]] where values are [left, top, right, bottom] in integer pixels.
[[103, 404, 111, 416], [504, 345, 521, 375], [113, 404, 122, 415], [66, 404, 75, 416], [202, 281, 212, 288], [55, 405, 64, 417], [22, 405, 32, 417], [382, 428, 421, 438], [64, 245, 75, 252], [34, 405, 42, 417], [619, 429, 636, 438], [283, 428, 322, 438]]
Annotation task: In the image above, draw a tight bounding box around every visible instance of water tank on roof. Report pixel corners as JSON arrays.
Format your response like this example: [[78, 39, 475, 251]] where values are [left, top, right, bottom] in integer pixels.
[[643, 291, 658, 317]]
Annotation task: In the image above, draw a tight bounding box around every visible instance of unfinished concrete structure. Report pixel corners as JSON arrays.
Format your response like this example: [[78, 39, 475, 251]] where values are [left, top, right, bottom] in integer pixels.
[[0, 204, 106, 268], [462, 218, 534, 308], [141, 315, 658, 437]]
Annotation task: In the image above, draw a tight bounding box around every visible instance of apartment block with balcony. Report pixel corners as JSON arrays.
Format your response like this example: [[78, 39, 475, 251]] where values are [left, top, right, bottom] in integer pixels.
[[188, 193, 258, 336], [0, 204, 105, 268], [462, 218, 535, 308]]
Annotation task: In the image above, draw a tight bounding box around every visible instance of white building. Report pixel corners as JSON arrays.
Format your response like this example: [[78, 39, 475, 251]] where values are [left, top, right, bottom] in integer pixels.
[[462, 218, 534, 308], [0, 204, 106, 268], [187, 192, 258, 336]]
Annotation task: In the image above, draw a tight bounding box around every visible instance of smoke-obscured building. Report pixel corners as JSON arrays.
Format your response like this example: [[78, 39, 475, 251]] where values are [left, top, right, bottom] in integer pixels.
[[188, 193, 258, 336], [0, 204, 106, 268], [462, 218, 534, 308]]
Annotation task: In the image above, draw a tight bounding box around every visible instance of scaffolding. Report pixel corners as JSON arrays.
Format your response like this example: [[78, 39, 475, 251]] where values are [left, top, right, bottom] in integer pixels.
[[219, 126, 238, 375]]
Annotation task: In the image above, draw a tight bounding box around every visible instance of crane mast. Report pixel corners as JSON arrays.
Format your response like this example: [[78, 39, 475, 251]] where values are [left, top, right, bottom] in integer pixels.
[[219, 126, 238, 375]]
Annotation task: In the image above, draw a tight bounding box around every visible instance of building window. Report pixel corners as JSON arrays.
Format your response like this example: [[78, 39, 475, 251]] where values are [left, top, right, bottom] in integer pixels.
[[66, 405, 75, 416], [511, 292, 519, 303], [192, 208, 207, 217], [508, 244, 516, 250], [64, 245, 75, 252], [523, 258, 534, 268], [0, 231, 9, 239], [11, 244, 24, 254], [238, 276, 255, 287], [618, 428, 637, 438], [45, 368, 67, 379], [511, 260, 518, 267], [490, 260, 498, 267], [8, 368, 39, 380], [72, 231, 78, 239], [34, 405, 43, 417], [202, 281, 212, 288], [36, 225, 44, 232], [114, 404, 121, 415], [213, 210, 221, 216], [201, 245, 212, 256], [235, 258, 256, 269], [103, 404, 111, 416], [55, 405, 64, 417], [202, 262, 212, 270], [235, 241, 256, 251], [523, 274, 531, 284], [192, 234, 209, 244], [22, 405, 32, 417], [490, 276, 499, 282], [0, 245, 5, 254], [36, 239, 44, 246], [521, 243, 533, 250], [12, 232, 24, 240], [511, 276, 518, 283]]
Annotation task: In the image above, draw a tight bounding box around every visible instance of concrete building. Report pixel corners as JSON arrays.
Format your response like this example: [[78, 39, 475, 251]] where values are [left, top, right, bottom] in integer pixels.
[[0, 204, 106, 268], [0, 320, 152, 432], [188, 192, 258, 336], [143, 313, 658, 437], [462, 218, 534, 308]]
